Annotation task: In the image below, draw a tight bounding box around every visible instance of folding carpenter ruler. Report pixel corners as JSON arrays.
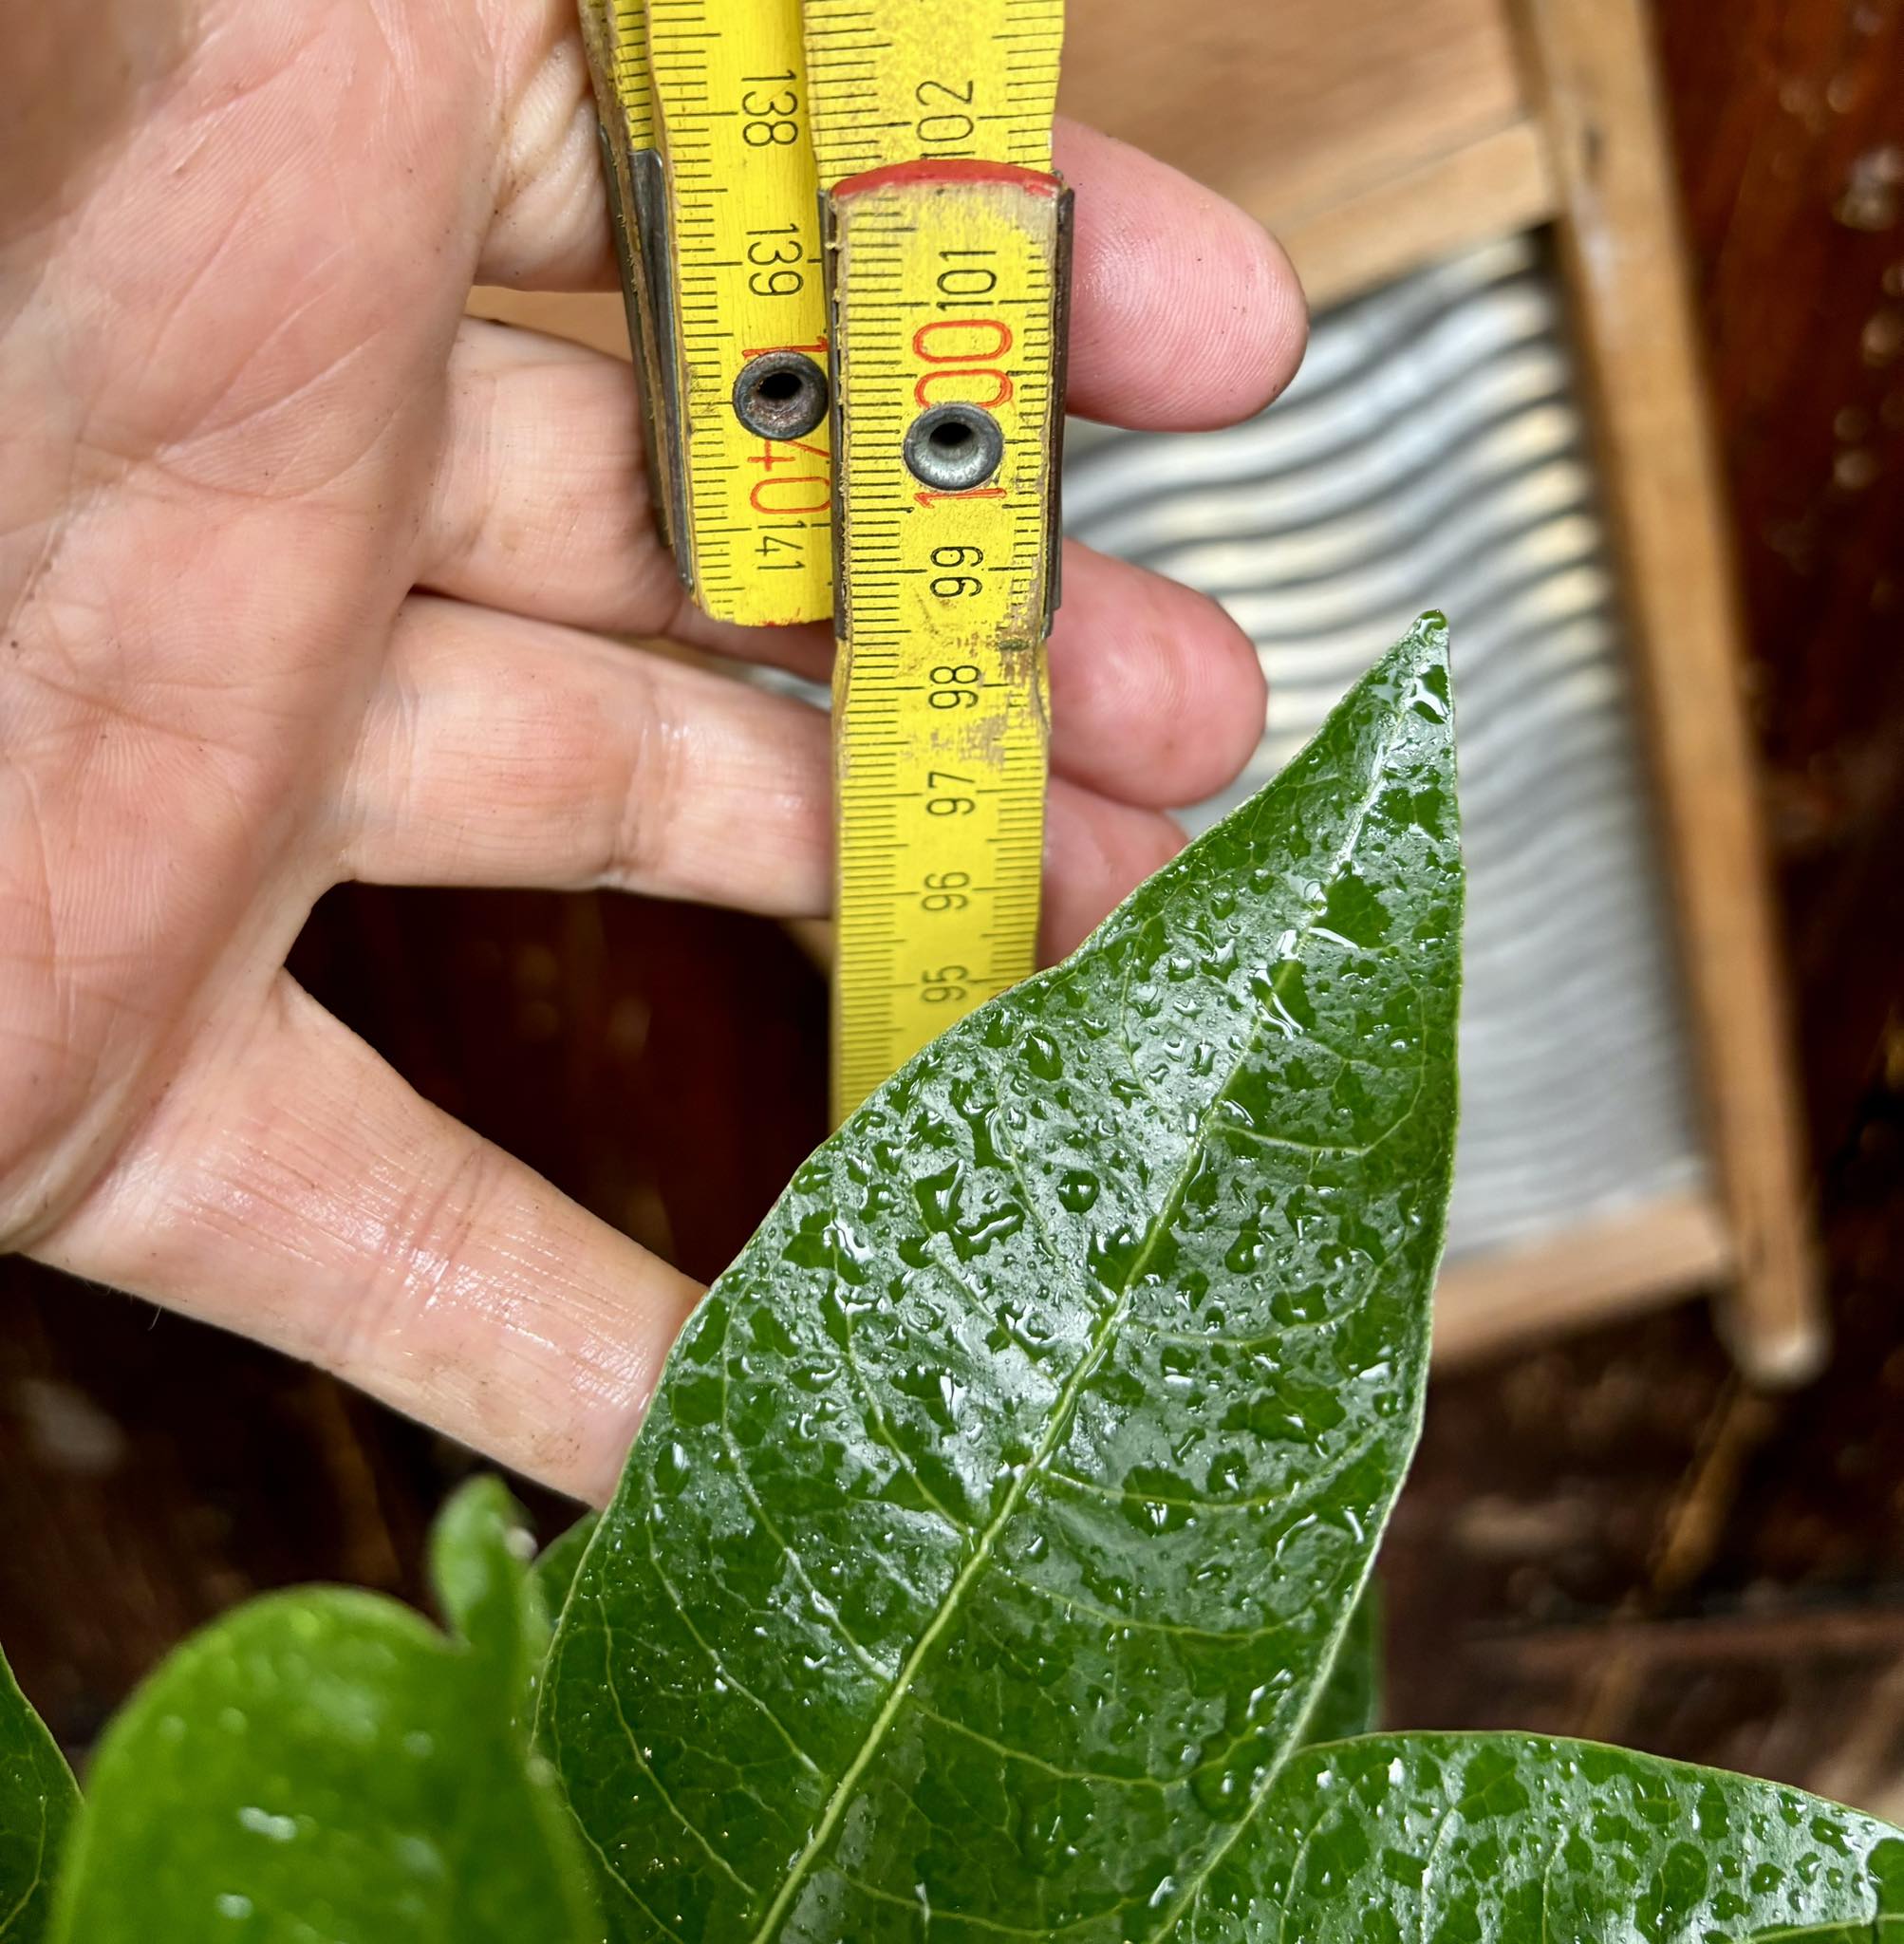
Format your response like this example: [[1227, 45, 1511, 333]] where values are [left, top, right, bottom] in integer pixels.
[[579, 0, 1070, 1124]]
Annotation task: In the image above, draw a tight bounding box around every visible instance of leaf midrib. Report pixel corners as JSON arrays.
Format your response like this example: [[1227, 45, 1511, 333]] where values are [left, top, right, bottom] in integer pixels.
[[745, 700, 1412, 1942]]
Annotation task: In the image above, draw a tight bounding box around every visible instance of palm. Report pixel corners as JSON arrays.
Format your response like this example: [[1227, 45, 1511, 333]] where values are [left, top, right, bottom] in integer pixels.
[[1, 0, 1305, 1501], [6, 1, 470, 1218]]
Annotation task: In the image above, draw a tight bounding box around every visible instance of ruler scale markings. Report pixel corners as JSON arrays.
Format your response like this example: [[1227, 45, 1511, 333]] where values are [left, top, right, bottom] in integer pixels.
[[817, 116, 1069, 1117], [641, 0, 833, 623], [584, 0, 1066, 1122]]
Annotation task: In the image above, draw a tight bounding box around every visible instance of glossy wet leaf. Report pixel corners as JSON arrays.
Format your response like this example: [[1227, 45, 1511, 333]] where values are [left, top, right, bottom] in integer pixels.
[[532, 1515, 599, 1622], [1298, 1582, 1380, 1747], [545, 616, 1462, 1939], [1177, 1732, 1904, 1940], [0, 1642, 76, 1943], [50, 1480, 597, 1943]]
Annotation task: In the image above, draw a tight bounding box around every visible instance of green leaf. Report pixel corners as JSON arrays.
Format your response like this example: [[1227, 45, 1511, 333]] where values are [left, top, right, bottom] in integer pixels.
[[430, 1475, 558, 1732], [432, 1474, 542, 1651], [544, 616, 1462, 1940], [0, 1642, 77, 1944], [1175, 1733, 1904, 1940], [1298, 1581, 1381, 1747], [50, 1481, 599, 1943], [532, 1515, 600, 1623]]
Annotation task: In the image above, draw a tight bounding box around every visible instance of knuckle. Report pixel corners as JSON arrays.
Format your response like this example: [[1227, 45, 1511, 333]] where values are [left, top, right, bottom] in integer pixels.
[[322, 1131, 501, 1378], [607, 648, 683, 892]]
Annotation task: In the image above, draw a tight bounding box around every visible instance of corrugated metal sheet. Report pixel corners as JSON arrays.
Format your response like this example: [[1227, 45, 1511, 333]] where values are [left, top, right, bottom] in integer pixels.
[[1063, 235, 1708, 1262]]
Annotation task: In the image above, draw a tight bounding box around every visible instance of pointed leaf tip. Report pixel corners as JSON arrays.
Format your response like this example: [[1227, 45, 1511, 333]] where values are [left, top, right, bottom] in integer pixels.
[[549, 620, 1464, 1941]]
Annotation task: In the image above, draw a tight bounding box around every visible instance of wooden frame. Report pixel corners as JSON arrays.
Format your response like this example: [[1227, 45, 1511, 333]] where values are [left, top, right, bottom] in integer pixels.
[[1508, 0, 1821, 1379], [469, 0, 1822, 1378]]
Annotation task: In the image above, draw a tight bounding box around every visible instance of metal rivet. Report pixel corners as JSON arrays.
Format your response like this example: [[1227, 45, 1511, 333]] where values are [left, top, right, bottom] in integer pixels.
[[903, 403, 1004, 492], [732, 351, 830, 440]]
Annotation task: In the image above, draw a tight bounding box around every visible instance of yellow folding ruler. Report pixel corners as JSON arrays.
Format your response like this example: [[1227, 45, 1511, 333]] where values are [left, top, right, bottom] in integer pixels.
[[580, 0, 834, 622], [807, 1, 1069, 1123], [579, 0, 1070, 1123], [577, 0, 679, 552]]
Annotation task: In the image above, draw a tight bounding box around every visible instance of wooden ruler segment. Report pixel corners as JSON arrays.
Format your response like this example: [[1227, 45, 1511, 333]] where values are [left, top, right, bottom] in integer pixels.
[[810, 0, 1069, 1121], [580, 0, 1069, 1118], [646, 0, 833, 623]]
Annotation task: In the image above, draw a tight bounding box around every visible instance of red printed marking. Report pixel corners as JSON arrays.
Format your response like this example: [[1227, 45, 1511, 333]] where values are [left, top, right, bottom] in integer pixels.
[[913, 486, 1007, 507], [831, 159, 1062, 201]]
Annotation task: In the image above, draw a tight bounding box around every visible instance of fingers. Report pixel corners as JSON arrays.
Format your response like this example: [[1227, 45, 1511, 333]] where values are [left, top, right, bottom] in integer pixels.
[[1041, 791, 1185, 962], [36, 976, 700, 1503], [332, 596, 1190, 937], [421, 320, 1270, 807], [1055, 121, 1306, 429], [480, 89, 1307, 429], [1046, 548, 1266, 809], [337, 598, 833, 914], [420, 318, 834, 677], [26, 846, 1186, 1505]]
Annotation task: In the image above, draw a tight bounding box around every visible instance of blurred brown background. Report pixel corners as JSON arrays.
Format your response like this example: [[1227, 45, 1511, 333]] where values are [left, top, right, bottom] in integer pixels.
[[4, 0, 1903, 1809]]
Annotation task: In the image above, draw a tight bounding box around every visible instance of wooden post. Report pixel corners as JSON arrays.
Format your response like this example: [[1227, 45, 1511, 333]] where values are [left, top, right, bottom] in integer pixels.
[[1510, 0, 1824, 1380]]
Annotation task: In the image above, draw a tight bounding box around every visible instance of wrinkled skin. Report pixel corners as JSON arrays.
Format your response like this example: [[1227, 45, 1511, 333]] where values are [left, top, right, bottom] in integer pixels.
[[0, 0, 1306, 1500]]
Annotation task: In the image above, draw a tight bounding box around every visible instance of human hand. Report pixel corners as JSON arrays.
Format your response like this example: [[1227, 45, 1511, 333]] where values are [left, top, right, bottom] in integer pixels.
[[0, 0, 1306, 1502]]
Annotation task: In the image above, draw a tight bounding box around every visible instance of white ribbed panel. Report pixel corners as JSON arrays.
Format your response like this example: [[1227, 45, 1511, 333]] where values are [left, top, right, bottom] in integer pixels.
[[1064, 236, 1708, 1262]]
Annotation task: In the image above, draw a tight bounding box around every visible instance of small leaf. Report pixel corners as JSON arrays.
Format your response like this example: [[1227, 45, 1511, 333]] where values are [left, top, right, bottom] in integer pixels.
[[432, 1474, 542, 1652], [50, 1483, 598, 1942], [0, 1642, 77, 1944], [545, 617, 1462, 1939], [1298, 1581, 1381, 1747], [1174, 1733, 1904, 1940], [431, 1475, 556, 1735]]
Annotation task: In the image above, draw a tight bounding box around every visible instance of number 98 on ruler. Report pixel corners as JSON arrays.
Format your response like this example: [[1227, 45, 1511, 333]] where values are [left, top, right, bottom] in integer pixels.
[[576, 0, 1071, 1121]]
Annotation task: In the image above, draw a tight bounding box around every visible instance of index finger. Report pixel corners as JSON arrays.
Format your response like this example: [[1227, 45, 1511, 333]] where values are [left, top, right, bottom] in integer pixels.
[[1055, 119, 1306, 429]]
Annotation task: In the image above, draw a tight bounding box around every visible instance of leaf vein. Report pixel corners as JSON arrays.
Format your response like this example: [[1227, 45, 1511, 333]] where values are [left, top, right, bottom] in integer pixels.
[[1044, 1429, 1382, 1518], [750, 669, 1422, 1942], [993, 1562, 1297, 1647], [834, 1865, 1124, 1938], [639, 1508, 823, 1783], [913, 1701, 1173, 1793], [717, 1333, 887, 1681], [596, 1599, 758, 1899]]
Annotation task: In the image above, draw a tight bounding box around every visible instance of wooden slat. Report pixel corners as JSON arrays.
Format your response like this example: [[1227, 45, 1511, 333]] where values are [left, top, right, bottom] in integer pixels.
[[1057, 0, 1527, 234], [1511, 0, 1824, 1382], [1280, 121, 1556, 310], [1432, 1190, 1734, 1366]]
